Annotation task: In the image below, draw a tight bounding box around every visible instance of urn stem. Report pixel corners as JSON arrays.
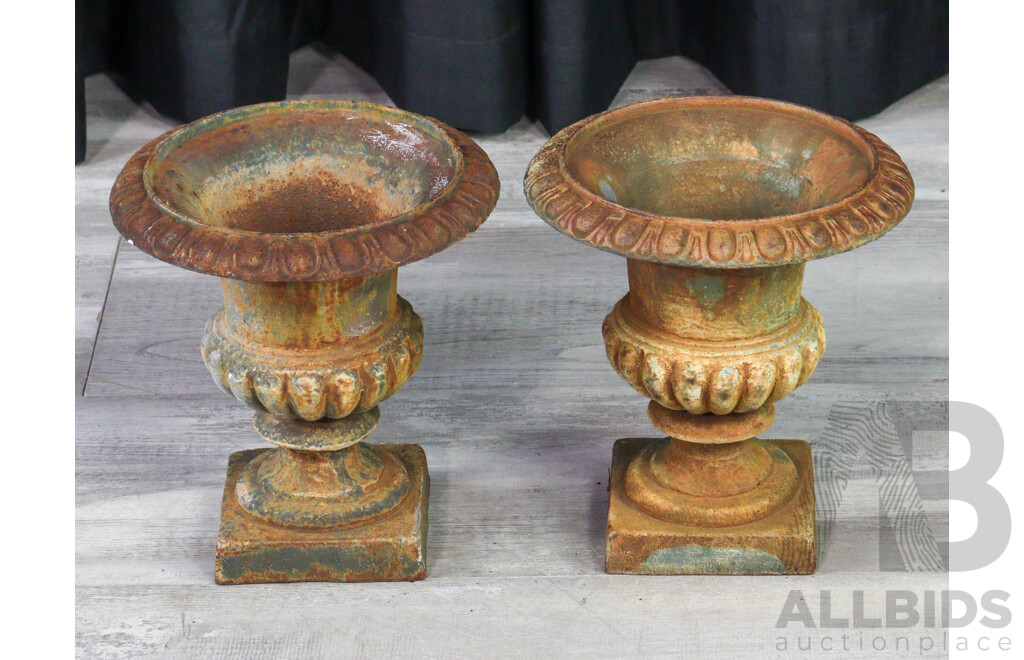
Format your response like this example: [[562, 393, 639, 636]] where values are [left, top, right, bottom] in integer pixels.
[[623, 402, 800, 526], [214, 272, 415, 529], [615, 259, 812, 525], [234, 409, 411, 529]]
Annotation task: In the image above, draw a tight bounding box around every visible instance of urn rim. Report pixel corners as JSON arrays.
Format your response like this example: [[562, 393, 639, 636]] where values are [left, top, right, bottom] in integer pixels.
[[110, 100, 500, 281], [524, 95, 914, 268]]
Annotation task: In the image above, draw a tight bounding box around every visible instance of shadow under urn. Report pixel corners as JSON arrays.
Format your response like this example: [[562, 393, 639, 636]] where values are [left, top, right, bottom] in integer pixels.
[[525, 96, 914, 574], [110, 100, 499, 583]]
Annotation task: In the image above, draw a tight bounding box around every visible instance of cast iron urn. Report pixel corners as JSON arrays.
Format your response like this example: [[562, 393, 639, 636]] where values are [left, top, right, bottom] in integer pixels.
[[525, 96, 914, 574], [110, 100, 499, 583]]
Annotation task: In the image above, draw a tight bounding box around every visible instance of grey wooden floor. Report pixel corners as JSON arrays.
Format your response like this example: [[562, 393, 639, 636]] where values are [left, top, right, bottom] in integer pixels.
[[76, 48, 949, 659]]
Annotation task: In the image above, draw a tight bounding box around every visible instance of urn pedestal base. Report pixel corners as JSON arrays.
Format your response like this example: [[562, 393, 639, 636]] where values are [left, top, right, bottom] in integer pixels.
[[215, 446, 429, 585], [605, 438, 816, 575]]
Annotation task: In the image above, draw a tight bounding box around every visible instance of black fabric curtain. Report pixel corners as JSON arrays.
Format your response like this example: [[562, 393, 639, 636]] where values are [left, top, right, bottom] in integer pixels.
[[76, 0, 948, 163]]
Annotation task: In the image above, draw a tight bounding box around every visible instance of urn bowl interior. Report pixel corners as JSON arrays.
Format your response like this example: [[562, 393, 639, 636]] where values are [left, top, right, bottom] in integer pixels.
[[564, 97, 875, 220], [145, 101, 462, 234]]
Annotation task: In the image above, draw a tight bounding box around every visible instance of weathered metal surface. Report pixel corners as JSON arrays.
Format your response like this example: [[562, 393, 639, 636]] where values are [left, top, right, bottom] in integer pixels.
[[253, 407, 380, 451], [201, 274, 424, 422], [647, 401, 774, 444], [236, 410, 411, 529], [524, 95, 914, 575], [606, 438, 815, 575], [623, 436, 799, 526], [604, 261, 825, 415], [216, 445, 429, 584], [524, 95, 914, 269], [109, 100, 499, 584], [110, 100, 500, 282]]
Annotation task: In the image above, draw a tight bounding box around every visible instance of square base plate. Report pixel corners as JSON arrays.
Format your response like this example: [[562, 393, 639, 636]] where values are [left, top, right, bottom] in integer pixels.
[[215, 445, 429, 584], [606, 438, 816, 575]]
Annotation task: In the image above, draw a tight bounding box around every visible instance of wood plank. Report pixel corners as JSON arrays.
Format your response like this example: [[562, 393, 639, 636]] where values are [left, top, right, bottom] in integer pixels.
[[74, 202, 118, 394], [75, 74, 179, 393], [76, 573, 947, 659]]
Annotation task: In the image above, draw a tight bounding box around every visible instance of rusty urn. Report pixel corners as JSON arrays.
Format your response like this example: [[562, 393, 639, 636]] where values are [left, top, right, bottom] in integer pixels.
[[110, 100, 499, 583], [525, 96, 913, 575]]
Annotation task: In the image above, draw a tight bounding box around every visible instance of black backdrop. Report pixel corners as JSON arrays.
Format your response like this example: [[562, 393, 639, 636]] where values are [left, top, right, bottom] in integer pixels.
[[76, 0, 948, 163]]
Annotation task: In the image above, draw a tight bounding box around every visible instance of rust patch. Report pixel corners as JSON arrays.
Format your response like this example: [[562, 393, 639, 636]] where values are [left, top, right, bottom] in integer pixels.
[[606, 438, 816, 575], [109, 100, 500, 281], [221, 175, 389, 234], [216, 446, 429, 585], [525, 95, 914, 268]]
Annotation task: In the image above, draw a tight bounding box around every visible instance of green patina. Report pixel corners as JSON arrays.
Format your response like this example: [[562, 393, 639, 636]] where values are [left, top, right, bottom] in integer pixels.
[[218, 541, 425, 582], [641, 545, 786, 574], [216, 446, 430, 584], [683, 273, 726, 310]]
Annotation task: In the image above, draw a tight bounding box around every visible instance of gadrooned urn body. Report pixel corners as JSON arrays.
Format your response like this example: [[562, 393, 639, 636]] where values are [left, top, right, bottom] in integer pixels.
[[525, 96, 914, 415], [110, 100, 500, 422]]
